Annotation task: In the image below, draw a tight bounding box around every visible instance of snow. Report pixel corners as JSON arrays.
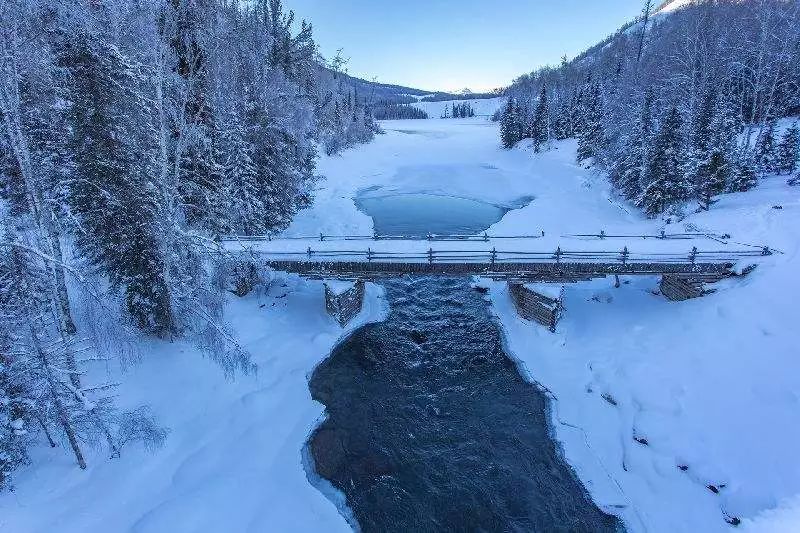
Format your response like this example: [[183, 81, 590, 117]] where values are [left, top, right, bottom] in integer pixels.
[[656, 0, 694, 15], [323, 279, 356, 296], [523, 282, 564, 301], [3, 117, 799, 532]]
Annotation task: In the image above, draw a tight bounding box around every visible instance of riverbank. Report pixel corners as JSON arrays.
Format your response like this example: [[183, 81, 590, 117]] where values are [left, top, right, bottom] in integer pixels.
[[0, 275, 388, 533]]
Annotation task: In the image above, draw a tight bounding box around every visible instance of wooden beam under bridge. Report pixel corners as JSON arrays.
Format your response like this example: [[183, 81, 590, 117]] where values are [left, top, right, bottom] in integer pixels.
[[264, 259, 735, 282]]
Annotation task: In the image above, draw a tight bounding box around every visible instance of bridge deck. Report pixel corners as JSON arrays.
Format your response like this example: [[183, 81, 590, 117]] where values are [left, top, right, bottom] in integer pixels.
[[229, 235, 769, 281], [264, 259, 736, 282]]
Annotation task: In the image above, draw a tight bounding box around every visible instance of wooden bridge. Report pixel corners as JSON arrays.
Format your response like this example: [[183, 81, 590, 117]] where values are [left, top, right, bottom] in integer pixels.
[[228, 233, 771, 328], [243, 245, 767, 282]]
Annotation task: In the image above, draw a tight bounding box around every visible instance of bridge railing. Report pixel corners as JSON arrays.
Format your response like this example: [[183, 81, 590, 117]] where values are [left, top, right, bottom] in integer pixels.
[[251, 246, 771, 265], [223, 230, 737, 244]]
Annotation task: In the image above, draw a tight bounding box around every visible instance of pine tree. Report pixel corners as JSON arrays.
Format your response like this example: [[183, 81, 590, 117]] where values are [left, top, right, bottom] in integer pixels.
[[687, 86, 717, 194], [531, 84, 550, 152], [576, 83, 606, 164], [0, 131, 27, 217], [500, 98, 521, 149], [62, 34, 174, 336], [755, 121, 778, 174], [697, 151, 728, 210], [553, 95, 572, 140], [612, 90, 653, 200], [728, 153, 759, 192], [637, 106, 688, 216], [221, 115, 265, 235], [776, 123, 799, 175]]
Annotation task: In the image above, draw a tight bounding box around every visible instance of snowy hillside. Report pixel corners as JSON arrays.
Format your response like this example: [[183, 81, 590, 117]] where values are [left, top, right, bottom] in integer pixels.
[[410, 96, 506, 119]]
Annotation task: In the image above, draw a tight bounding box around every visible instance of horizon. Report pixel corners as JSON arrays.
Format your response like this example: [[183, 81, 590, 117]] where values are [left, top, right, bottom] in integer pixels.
[[287, 0, 649, 92]]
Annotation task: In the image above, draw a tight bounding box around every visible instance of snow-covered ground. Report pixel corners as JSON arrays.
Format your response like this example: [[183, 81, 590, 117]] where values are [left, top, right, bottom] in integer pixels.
[[0, 275, 388, 532], [2, 118, 798, 532]]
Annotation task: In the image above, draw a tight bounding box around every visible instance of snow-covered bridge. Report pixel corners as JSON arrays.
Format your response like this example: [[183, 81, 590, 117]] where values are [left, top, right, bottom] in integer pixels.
[[227, 232, 771, 328], [229, 232, 769, 282]]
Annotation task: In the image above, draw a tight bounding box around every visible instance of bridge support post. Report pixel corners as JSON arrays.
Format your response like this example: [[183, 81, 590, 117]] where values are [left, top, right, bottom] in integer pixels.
[[324, 279, 365, 327], [508, 282, 564, 332], [659, 275, 705, 301]]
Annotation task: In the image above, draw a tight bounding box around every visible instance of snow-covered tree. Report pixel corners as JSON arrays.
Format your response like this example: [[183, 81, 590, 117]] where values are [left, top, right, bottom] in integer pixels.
[[697, 151, 728, 210], [776, 123, 799, 175], [576, 83, 606, 165], [611, 90, 653, 200], [530, 84, 550, 152], [637, 107, 688, 216], [501, 0, 799, 214], [728, 153, 759, 193], [755, 121, 778, 174], [500, 98, 523, 149]]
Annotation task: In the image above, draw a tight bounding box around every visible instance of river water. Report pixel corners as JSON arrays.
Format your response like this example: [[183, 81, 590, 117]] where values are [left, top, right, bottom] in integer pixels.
[[309, 273, 621, 531], [354, 192, 511, 237]]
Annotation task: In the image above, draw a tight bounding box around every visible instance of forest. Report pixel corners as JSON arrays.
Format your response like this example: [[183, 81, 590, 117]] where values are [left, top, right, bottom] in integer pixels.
[[0, 0, 378, 488], [443, 102, 476, 119], [372, 102, 429, 120], [499, 0, 800, 216]]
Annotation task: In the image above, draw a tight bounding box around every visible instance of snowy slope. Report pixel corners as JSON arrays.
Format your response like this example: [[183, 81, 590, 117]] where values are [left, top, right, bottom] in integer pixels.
[[410, 96, 506, 118], [1, 118, 798, 532], [656, 0, 694, 15]]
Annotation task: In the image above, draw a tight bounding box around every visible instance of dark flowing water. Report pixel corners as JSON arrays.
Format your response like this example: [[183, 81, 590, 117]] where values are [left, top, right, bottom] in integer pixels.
[[309, 276, 620, 532]]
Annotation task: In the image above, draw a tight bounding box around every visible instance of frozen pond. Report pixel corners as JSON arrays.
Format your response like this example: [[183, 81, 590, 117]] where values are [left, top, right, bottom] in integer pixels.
[[309, 277, 621, 532], [355, 191, 529, 237]]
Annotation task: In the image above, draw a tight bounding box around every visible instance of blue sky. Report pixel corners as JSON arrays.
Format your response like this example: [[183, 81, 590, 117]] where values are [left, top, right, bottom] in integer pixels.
[[286, 0, 647, 92]]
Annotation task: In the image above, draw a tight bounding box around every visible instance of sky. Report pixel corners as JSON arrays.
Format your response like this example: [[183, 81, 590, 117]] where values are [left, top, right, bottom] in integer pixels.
[[286, 0, 649, 92]]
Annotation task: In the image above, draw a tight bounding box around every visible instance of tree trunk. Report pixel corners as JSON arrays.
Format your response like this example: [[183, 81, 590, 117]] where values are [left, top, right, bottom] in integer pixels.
[[1, 36, 80, 386], [27, 319, 87, 470]]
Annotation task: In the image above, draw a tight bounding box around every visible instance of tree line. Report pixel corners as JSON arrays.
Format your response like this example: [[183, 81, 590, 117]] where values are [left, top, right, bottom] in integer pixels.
[[372, 103, 429, 120], [443, 102, 476, 119], [0, 0, 377, 488], [500, 0, 800, 217]]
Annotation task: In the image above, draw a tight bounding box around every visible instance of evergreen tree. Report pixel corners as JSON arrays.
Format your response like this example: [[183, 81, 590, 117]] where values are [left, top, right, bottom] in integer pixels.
[[637, 106, 688, 216], [220, 114, 265, 235], [553, 95, 573, 140], [776, 123, 799, 175], [576, 83, 606, 164], [728, 153, 759, 192], [500, 98, 522, 149], [697, 151, 728, 210], [755, 121, 778, 174], [62, 34, 174, 336], [611, 90, 653, 200], [687, 86, 717, 193], [0, 131, 27, 217], [530, 84, 550, 152]]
